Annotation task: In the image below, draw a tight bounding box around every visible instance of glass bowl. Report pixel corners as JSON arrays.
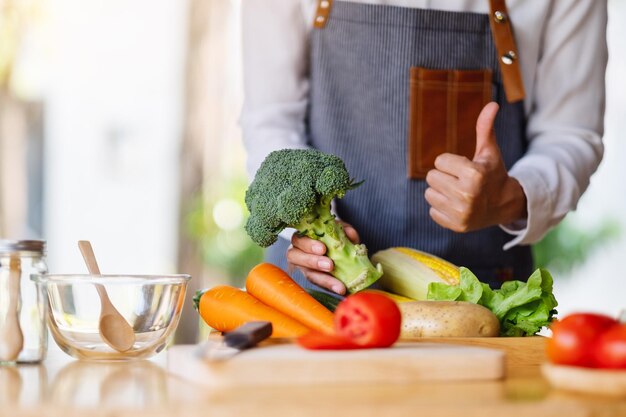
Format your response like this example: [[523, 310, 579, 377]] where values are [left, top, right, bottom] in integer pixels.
[[33, 274, 191, 360]]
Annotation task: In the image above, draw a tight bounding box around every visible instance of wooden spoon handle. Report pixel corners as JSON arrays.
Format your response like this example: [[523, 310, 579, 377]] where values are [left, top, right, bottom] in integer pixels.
[[78, 241, 101, 275], [78, 241, 113, 307]]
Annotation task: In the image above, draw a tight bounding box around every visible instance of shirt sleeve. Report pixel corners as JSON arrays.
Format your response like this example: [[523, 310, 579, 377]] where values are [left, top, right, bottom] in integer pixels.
[[240, 0, 311, 178], [501, 0, 608, 250]]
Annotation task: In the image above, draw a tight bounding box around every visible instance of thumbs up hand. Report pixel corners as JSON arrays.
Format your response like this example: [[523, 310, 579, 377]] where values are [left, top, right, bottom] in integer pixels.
[[424, 102, 527, 233]]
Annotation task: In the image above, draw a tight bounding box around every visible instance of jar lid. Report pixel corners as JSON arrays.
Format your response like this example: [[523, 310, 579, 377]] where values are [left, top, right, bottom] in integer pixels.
[[0, 240, 46, 254]]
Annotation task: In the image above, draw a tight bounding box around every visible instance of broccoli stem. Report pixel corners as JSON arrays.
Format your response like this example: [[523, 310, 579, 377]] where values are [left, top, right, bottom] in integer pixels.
[[295, 197, 383, 293]]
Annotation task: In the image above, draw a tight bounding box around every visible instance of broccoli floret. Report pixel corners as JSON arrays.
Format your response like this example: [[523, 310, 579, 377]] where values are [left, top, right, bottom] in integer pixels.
[[245, 149, 383, 293]]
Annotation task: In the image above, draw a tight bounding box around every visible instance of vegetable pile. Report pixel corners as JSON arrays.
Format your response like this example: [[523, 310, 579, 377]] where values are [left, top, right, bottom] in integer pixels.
[[244, 149, 383, 293], [427, 267, 558, 337], [547, 313, 626, 369]]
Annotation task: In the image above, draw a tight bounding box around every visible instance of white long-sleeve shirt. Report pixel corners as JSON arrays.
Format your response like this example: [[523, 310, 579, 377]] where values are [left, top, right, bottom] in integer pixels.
[[240, 0, 607, 248]]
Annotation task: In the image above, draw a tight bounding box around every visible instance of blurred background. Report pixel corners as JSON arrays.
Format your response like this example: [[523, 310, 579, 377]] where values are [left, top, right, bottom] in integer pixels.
[[1, 0, 624, 344]]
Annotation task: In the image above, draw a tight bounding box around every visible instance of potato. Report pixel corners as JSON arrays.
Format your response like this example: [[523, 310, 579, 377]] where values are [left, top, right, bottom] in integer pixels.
[[399, 301, 500, 338]]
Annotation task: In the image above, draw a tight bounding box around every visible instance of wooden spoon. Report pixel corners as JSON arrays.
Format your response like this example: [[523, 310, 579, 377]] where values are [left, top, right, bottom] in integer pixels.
[[78, 241, 135, 352]]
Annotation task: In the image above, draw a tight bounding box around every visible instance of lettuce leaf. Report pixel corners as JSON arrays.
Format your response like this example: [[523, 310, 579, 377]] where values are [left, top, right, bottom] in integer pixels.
[[427, 267, 558, 337]]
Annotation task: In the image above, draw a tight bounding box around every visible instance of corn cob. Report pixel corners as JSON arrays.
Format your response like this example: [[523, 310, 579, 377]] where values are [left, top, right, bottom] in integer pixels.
[[371, 247, 460, 300], [395, 248, 460, 284]]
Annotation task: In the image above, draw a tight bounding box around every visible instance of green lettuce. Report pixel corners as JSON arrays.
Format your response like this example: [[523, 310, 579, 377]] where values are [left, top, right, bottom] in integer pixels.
[[427, 267, 558, 337]]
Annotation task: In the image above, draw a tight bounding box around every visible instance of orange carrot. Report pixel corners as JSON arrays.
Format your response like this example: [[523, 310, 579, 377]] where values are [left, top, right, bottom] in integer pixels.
[[246, 263, 335, 334], [198, 285, 310, 338]]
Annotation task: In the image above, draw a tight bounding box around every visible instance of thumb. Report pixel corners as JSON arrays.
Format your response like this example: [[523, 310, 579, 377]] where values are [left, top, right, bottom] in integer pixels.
[[473, 102, 500, 162]]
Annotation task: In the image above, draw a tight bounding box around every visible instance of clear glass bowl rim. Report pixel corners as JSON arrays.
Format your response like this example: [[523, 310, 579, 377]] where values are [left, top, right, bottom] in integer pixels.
[[32, 274, 191, 285]]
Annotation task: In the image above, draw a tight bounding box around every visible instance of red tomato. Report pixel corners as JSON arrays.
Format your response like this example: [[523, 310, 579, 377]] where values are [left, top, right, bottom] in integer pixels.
[[593, 324, 626, 369], [546, 313, 618, 367], [297, 331, 361, 350], [334, 292, 401, 348]]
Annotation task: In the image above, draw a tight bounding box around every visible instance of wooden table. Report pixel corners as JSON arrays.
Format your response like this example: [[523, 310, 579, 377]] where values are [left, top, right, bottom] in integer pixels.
[[1, 343, 624, 417]]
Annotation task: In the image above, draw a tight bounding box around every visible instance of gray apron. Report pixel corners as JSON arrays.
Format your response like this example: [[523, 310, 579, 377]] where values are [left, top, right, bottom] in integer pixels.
[[266, 1, 533, 289]]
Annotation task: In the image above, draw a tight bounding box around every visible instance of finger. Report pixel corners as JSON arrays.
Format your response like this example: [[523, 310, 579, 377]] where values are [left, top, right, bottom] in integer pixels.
[[425, 169, 462, 198], [291, 233, 326, 255], [429, 206, 468, 233], [286, 246, 334, 272], [300, 267, 346, 295], [425, 187, 465, 219], [424, 187, 450, 210], [338, 221, 360, 244], [428, 167, 483, 205], [433, 153, 476, 179], [473, 102, 500, 162]]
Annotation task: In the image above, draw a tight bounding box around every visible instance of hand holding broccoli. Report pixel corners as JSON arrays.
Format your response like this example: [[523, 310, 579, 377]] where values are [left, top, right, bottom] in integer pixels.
[[287, 221, 361, 295]]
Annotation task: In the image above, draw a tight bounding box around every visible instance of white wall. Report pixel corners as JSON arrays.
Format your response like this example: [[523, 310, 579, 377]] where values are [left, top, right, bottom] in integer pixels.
[[43, 0, 188, 274]]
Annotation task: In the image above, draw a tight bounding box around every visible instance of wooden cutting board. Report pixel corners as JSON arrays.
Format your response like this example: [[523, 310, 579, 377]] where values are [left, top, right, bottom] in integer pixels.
[[405, 336, 546, 376], [167, 342, 504, 388]]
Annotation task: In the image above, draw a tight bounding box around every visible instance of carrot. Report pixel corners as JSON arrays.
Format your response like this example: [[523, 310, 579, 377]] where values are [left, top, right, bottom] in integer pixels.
[[246, 263, 335, 334], [198, 285, 310, 338]]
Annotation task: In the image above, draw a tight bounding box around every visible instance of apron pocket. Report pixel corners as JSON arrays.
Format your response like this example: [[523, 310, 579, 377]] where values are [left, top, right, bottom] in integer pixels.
[[407, 68, 493, 179]]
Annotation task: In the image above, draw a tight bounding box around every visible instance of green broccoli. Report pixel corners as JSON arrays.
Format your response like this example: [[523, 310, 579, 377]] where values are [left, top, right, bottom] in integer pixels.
[[245, 148, 383, 293]]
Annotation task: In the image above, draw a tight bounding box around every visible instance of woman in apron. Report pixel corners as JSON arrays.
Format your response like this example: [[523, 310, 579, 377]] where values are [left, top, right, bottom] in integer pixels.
[[241, 0, 607, 293]]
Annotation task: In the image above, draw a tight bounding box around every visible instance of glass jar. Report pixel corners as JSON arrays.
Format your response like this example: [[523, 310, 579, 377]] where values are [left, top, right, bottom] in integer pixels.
[[0, 240, 48, 364]]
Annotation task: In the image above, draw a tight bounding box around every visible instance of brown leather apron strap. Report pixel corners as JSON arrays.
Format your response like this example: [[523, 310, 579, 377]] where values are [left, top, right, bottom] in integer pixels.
[[488, 0, 525, 103], [313, 0, 333, 28], [314, 0, 524, 103]]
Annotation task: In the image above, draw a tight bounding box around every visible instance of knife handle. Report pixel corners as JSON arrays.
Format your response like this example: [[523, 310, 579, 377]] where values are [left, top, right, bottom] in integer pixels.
[[224, 321, 273, 349]]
